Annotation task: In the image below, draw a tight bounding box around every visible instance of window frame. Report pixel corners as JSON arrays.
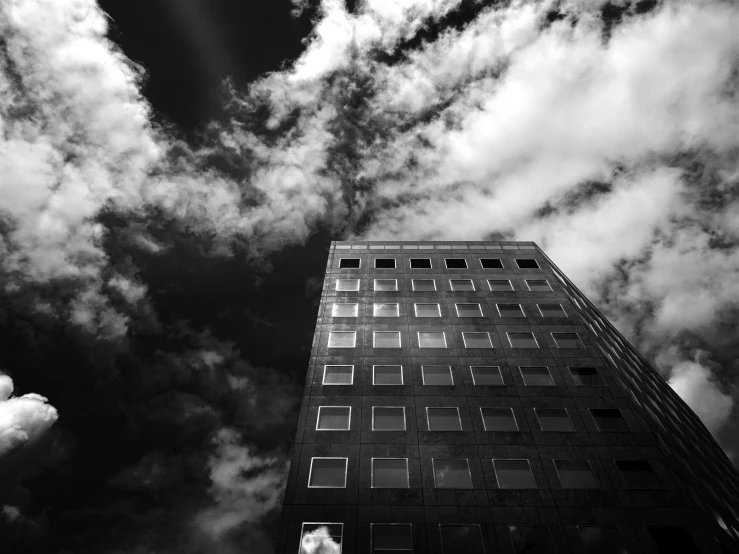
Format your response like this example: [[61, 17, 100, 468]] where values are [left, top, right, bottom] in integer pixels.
[[615, 459, 661, 489], [493, 458, 536, 489], [519, 366, 555, 387], [307, 457, 349, 488], [553, 459, 599, 490], [414, 303, 441, 317], [589, 408, 631, 432], [327, 331, 357, 348], [371, 523, 414, 553], [488, 279, 513, 291], [537, 303, 567, 318], [568, 366, 604, 387], [322, 365, 354, 386], [417, 331, 447, 348], [335, 278, 360, 292], [426, 406, 463, 432], [371, 458, 410, 489], [373, 365, 403, 386], [444, 258, 468, 269], [576, 526, 628, 554], [551, 332, 584, 349], [439, 524, 485, 554], [338, 258, 361, 269], [300, 523, 343, 553], [515, 258, 540, 269], [374, 278, 399, 292], [497, 303, 525, 317], [534, 407, 574, 432], [411, 278, 436, 291], [316, 406, 352, 431], [506, 332, 539, 348], [422, 365, 454, 386], [373, 331, 402, 348], [331, 303, 359, 317], [480, 258, 504, 269], [524, 279, 551, 292], [374, 258, 396, 269], [373, 302, 400, 317], [409, 258, 432, 269], [462, 331, 494, 349], [455, 303, 483, 318], [449, 278, 475, 291], [432, 458, 473, 489], [481, 407, 519, 432], [372, 406, 407, 431], [470, 366, 504, 386], [509, 525, 554, 554]]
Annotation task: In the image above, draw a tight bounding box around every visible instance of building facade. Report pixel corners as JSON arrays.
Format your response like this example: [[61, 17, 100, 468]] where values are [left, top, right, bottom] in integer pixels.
[[277, 240, 739, 554]]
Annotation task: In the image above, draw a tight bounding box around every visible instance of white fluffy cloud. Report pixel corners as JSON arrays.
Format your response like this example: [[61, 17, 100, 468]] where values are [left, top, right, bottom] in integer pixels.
[[299, 525, 342, 554], [669, 360, 734, 434]]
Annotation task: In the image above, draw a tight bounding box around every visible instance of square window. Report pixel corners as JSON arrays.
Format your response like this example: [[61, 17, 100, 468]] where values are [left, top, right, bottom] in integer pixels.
[[494, 459, 536, 489], [538, 304, 566, 317], [339, 258, 360, 268], [445, 258, 467, 269], [648, 526, 700, 554], [480, 258, 503, 268], [410, 258, 432, 269], [536, 408, 574, 432], [569, 367, 604, 386], [488, 279, 513, 291], [507, 332, 538, 348], [332, 303, 358, 317], [456, 303, 483, 317], [316, 406, 351, 430], [412, 279, 436, 291], [328, 331, 356, 348], [374, 303, 399, 317], [373, 365, 403, 385], [432, 459, 472, 488], [519, 366, 555, 386], [422, 365, 454, 386], [375, 258, 396, 268], [497, 303, 525, 317], [372, 524, 413, 553], [471, 366, 504, 386], [418, 331, 447, 348], [372, 459, 409, 488], [374, 279, 398, 291], [374, 331, 401, 348], [449, 279, 475, 291], [525, 279, 551, 291], [308, 458, 348, 488], [336, 279, 360, 291], [554, 460, 599, 489], [323, 365, 353, 385], [427, 407, 462, 431], [515, 258, 540, 269], [462, 332, 493, 348], [481, 408, 518, 431], [415, 303, 441, 317], [578, 526, 628, 554], [509, 526, 554, 554], [373, 407, 406, 431], [300, 523, 343, 554], [439, 524, 485, 554], [590, 409, 629, 432], [616, 460, 661, 489], [552, 332, 583, 348]]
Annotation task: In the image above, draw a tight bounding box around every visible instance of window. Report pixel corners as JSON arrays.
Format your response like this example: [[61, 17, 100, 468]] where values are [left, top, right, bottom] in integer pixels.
[[375, 258, 396, 268], [525, 279, 551, 291], [339, 258, 360, 268], [462, 332, 493, 348], [554, 460, 599, 489], [507, 332, 538, 348], [445, 258, 467, 269], [374, 303, 399, 317], [552, 332, 583, 348], [332, 303, 358, 317], [616, 460, 661, 489], [578, 526, 628, 554], [471, 366, 503, 386], [410, 258, 431, 269], [488, 279, 513, 291], [449, 279, 475, 291], [412, 279, 436, 291], [427, 407, 462, 431], [569, 367, 604, 386], [372, 524, 413, 553], [433, 459, 472, 488], [538, 304, 566, 317], [372, 407, 406, 431], [422, 365, 454, 385], [519, 366, 555, 386], [456, 303, 483, 317], [372, 459, 409, 488], [515, 258, 540, 269], [439, 524, 485, 554], [481, 408, 518, 431], [480, 258, 503, 268], [300, 523, 343, 554], [374, 331, 401, 348], [509, 526, 554, 554], [328, 331, 356, 348], [494, 459, 536, 489], [590, 409, 629, 432], [374, 279, 398, 291], [535, 408, 574, 432], [308, 458, 348, 488], [323, 365, 353, 385], [418, 331, 447, 348], [373, 365, 403, 385], [415, 303, 441, 317], [336, 279, 360, 291], [497, 303, 525, 317], [316, 406, 351, 430], [648, 526, 700, 554]]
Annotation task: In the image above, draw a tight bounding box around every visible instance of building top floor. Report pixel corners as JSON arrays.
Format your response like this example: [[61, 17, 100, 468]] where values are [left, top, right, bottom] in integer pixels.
[[331, 240, 539, 251]]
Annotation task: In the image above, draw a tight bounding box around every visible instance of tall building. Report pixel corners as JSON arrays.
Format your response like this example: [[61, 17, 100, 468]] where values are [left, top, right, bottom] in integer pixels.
[[277, 240, 739, 554]]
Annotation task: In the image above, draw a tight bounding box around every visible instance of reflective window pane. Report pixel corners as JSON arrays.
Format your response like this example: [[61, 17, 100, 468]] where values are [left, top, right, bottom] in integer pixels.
[[538, 304, 566, 317], [648, 526, 700, 554], [339, 258, 360, 268], [374, 365, 403, 385], [515, 259, 540, 269], [590, 409, 630, 432], [427, 408, 462, 431], [415, 303, 441, 317], [317, 407, 351, 430], [372, 524, 413, 553], [488, 279, 513, 291], [536, 409, 574, 432], [498, 303, 524, 317], [336, 279, 360, 291], [433, 459, 472, 488], [462, 332, 493, 348], [616, 460, 661, 489], [480, 258, 503, 268], [422, 366, 454, 386], [375, 279, 398, 291], [471, 366, 504, 386], [373, 407, 405, 431], [445, 258, 467, 269], [323, 365, 353, 385], [328, 332, 356, 348], [440, 524, 485, 554], [372, 459, 409, 488], [520, 366, 554, 386], [332, 303, 358, 317], [410, 258, 432, 268], [375, 258, 396, 268], [509, 526, 554, 554], [412, 279, 436, 291], [526, 279, 551, 291], [507, 332, 538, 348], [374, 331, 401, 348], [555, 460, 599, 489], [418, 332, 446, 348], [374, 303, 399, 317], [481, 408, 518, 431], [300, 523, 343, 554], [578, 526, 629, 554], [552, 332, 583, 348], [450, 279, 475, 291], [494, 460, 536, 489], [569, 367, 604, 386], [309, 458, 347, 488], [456, 303, 483, 317]]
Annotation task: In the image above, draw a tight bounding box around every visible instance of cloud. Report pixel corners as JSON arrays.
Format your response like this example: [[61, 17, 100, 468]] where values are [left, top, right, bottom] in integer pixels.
[[669, 359, 734, 434], [299, 525, 342, 554]]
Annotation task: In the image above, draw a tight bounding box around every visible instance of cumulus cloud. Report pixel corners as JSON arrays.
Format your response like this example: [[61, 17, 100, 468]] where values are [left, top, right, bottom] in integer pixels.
[[669, 359, 733, 434], [299, 525, 342, 554]]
